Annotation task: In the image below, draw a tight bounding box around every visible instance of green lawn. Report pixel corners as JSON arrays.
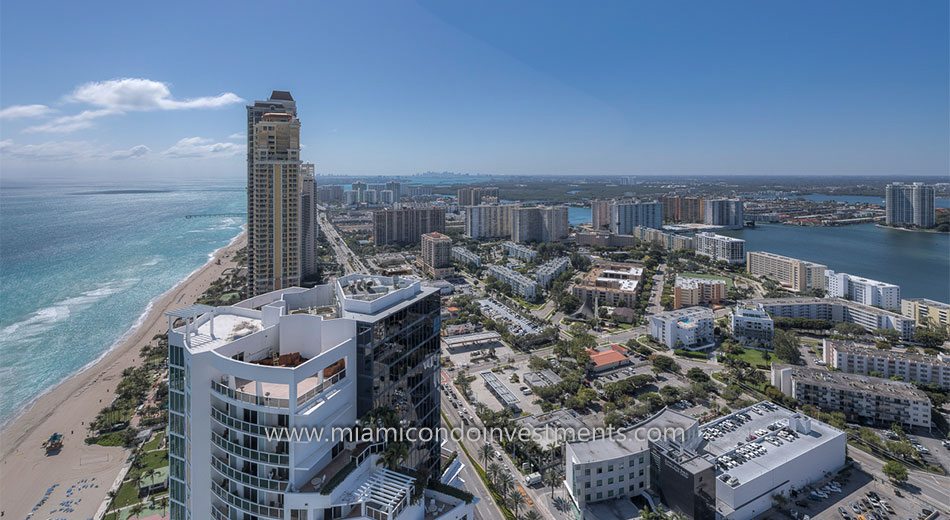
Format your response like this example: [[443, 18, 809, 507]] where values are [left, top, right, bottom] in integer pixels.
[[678, 272, 734, 288], [142, 431, 164, 452], [727, 348, 773, 369]]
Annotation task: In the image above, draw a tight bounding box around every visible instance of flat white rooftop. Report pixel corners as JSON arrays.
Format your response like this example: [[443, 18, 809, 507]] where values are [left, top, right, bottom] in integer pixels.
[[182, 312, 263, 353], [701, 402, 844, 486]]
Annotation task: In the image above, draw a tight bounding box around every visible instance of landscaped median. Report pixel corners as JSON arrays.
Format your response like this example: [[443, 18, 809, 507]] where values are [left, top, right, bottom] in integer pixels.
[[442, 411, 517, 520]]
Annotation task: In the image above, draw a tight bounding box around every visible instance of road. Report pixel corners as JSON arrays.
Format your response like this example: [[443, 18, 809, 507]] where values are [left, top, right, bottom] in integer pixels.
[[441, 385, 561, 520], [317, 210, 366, 274], [848, 445, 949, 511], [441, 391, 506, 520]]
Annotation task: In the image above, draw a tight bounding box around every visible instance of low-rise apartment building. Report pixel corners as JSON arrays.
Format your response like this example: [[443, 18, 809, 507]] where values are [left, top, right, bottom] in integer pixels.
[[771, 365, 932, 429], [730, 303, 774, 348], [747, 297, 916, 339], [502, 241, 538, 261], [649, 306, 715, 350], [902, 298, 950, 332], [571, 262, 642, 308], [487, 264, 540, 300], [823, 339, 950, 389], [450, 246, 481, 268], [673, 276, 726, 309], [825, 270, 900, 311], [536, 256, 571, 288], [746, 252, 826, 292]]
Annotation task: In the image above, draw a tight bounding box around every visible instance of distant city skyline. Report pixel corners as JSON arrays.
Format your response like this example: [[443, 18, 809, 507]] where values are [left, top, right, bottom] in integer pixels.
[[1, 0, 948, 180]]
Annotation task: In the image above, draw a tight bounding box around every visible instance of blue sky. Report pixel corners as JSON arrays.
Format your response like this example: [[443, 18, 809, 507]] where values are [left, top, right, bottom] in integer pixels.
[[1, 0, 947, 180]]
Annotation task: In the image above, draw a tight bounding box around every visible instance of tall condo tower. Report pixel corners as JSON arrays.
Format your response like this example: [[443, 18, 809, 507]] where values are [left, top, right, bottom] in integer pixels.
[[247, 91, 300, 296], [248, 106, 302, 295], [886, 182, 935, 228]]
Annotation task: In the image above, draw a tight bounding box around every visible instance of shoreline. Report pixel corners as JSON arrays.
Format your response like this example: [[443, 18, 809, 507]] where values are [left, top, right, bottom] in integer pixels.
[[0, 231, 246, 520]]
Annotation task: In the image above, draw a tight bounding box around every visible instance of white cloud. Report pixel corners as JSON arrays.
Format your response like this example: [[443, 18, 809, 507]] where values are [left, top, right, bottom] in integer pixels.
[[163, 137, 244, 159], [18, 78, 244, 133], [1, 139, 154, 162], [24, 109, 118, 133], [0, 104, 54, 119], [0, 139, 98, 161], [69, 78, 243, 111], [227, 132, 246, 140], [109, 144, 151, 160]]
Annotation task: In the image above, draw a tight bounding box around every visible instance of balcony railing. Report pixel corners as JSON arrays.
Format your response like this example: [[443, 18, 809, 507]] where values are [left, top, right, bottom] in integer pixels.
[[210, 407, 271, 436], [210, 431, 289, 466], [297, 370, 347, 408], [211, 480, 282, 520], [211, 456, 287, 492], [212, 380, 290, 408]]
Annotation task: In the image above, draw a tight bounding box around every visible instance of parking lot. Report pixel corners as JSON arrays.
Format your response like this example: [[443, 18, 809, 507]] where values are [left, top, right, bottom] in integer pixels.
[[478, 298, 542, 335], [468, 365, 545, 416], [789, 466, 939, 520]]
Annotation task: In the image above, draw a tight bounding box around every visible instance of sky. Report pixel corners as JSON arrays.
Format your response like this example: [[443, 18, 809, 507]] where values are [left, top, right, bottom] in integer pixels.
[[1, 0, 948, 181]]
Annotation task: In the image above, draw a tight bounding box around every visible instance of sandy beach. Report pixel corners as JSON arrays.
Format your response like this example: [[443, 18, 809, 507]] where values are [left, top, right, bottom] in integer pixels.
[[0, 232, 246, 519]]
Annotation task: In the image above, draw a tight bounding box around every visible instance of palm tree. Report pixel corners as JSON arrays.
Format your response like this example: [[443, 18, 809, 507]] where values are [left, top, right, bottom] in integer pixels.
[[480, 443, 493, 467], [544, 469, 559, 498], [486, 462, 502, 484], [381, 442, 408, 470], [509, 488, 525, 519], [105, 490, 117, 512], [139, 468, 156, 498], [524, 510, 542, 520], [497, 471, 514, 499], [160, 496, 169, 516], [128, 502, 145, 519]]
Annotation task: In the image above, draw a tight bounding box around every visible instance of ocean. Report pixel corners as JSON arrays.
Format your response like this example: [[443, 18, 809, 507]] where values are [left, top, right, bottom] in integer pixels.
[[0, 180, 245, 425]]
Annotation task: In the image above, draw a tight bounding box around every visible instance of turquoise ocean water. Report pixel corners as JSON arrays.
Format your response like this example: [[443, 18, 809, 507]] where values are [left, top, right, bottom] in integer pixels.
[[0, 181, 245, 425]]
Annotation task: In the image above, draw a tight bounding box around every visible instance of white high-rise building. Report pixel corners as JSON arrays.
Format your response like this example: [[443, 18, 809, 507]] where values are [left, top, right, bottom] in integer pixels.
[[886, 182, 935, 228], [703, 199, 744, 229], [610, 201, 662, 234], [463, 204, 512, 239], [824, 270, 900, 311], [166, 277, 470, 520], [694, 233, 745, 264]]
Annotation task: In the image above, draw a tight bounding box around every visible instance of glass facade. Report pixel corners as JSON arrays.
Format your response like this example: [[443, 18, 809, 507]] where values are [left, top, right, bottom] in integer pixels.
[[355, 291, 442, 475]]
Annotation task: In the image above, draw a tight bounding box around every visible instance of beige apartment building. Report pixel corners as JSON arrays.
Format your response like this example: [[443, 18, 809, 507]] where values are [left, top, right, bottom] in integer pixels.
[[902, 298, 950, 332], [571, 262, 643, 308], [248, 110, 302, 296], [420, 232, 454, 278], [673, 277, 726, 309], [746, 251, 826, 292]]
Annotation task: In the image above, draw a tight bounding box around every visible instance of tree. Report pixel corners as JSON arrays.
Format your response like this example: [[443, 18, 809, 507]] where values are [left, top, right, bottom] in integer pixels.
[[524, 510, 543, 520], [544, 469, 559, 498], [129, 503, 145, 519], [496, 470, 514, 498], [686, 367, 710, 383], [651, 355, 681, 373], [509, 488, 525, 518], [487, 462, 502, 484], [834, 322, 868, 337], [772, 330, 802, 364], [914, 326, 949, 349], [480, 443, 493, 467], [882, 461, 908, 484]]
